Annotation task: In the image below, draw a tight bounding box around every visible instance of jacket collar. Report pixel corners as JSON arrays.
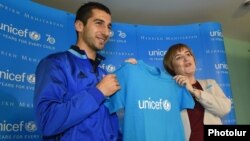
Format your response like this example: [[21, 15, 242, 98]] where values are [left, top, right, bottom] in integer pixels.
[[68, 45, 105, 66]]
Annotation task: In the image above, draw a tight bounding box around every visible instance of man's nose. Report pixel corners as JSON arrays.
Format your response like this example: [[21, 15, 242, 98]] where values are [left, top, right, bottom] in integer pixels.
[[102, 27, 110, 37]]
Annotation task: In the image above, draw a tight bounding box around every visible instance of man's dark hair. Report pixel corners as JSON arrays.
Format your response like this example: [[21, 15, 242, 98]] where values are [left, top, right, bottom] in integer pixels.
[[75, 2, 111, 25]]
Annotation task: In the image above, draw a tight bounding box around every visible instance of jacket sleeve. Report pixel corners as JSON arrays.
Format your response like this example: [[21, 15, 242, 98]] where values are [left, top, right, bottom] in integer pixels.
[[33, 58, 105, 136], [196, 79, 231, 117]]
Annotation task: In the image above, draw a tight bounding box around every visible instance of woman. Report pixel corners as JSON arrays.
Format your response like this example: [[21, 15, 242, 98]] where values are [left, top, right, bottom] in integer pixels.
[[163, 43, 231, 141]]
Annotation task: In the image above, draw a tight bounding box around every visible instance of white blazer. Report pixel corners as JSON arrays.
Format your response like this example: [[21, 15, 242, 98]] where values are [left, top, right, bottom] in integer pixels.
[[181, 79, 232, 141]]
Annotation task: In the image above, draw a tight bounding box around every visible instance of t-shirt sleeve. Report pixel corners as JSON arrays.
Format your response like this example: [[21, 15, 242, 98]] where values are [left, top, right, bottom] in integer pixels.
[[178, 87, 195, 110], [104, 63, 129, 113]]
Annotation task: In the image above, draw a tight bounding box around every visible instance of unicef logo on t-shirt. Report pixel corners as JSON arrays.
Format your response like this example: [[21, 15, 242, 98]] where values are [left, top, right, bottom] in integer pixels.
[[138, 98, 171, 111], [162, 100, 171, 111]]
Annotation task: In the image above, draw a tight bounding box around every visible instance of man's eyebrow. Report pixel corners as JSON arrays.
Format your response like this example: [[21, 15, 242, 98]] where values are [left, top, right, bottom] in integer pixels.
[[93, 19, 112, 27], [93, 18, 104, 22]]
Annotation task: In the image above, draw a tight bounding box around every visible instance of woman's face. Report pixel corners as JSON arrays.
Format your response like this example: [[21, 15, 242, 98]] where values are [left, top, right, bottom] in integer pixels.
[[171, 48, 196, 76]]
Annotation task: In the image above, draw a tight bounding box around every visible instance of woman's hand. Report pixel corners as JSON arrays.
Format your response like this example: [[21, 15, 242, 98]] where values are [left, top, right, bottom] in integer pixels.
[[173, 75, 193, 91], [173, 75, 201, 98], [125, 58, 137, 64]]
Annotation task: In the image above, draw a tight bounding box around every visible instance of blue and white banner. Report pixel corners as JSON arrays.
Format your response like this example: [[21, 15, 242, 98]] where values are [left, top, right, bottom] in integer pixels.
[[0, 0, 74, 140], [0, 0, 236, 140]]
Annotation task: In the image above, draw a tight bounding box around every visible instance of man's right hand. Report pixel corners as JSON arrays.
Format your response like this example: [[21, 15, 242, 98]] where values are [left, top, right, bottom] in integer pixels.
[[96, 74, 120, 97]]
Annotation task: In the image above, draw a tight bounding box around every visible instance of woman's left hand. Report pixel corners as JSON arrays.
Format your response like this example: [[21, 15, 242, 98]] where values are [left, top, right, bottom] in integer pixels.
[[125, 58, 137, 64], [173, 75, 201, 98], [173, 75, 193, 92]]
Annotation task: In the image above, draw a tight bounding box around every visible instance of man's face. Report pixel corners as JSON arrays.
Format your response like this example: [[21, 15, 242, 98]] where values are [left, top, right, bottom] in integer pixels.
[[80, 9, 112, 51]]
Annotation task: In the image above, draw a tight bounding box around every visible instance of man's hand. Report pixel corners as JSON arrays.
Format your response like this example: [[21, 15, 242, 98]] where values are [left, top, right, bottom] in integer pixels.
[[96, 74, 120, 97]]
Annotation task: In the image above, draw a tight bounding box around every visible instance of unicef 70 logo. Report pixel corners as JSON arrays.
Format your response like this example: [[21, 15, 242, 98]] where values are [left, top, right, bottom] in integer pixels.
[[28, 31, 55, 44], [110, 30, 126, 38], [46, 34, 56, 44], [118, 30, 126, 38]]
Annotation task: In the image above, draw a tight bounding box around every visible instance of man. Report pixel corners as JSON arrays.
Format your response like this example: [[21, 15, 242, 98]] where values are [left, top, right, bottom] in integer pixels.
[[34, 2, 121, 140]]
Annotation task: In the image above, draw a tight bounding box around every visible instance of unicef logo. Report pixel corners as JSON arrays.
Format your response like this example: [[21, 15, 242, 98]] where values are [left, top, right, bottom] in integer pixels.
[[25, 121, 37, 132], [162, 100, 171, 111], [106, 64, 116, 73], [29, 31, 41, 41], [26, 74, 36, 84]]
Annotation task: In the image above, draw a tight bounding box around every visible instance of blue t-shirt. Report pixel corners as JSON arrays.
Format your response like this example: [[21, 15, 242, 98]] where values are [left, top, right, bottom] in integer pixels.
[[105, 60, 195, 141]]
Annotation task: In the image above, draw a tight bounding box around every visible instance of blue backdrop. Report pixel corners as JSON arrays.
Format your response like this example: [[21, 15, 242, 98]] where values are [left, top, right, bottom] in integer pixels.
[[0, 0, 236, 140]]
